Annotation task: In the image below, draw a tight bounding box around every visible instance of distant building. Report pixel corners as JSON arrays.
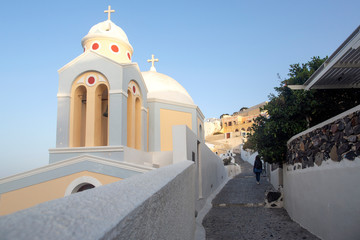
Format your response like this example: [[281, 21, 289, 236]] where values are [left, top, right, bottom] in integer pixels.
[[221, 102, 267, 139], [204, 118, 222, 137]]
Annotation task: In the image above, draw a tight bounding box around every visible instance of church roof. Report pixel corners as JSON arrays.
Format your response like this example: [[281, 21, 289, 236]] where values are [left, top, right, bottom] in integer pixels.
[[142, 70, 195, 106], [81, 20, 133, 51]]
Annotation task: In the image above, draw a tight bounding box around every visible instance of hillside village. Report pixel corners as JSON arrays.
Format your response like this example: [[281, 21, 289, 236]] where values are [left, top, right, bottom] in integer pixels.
[[205, 102, 266, 155]]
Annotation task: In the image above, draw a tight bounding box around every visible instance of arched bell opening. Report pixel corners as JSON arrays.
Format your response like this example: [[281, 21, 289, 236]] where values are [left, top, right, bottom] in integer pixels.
[[127, 89, 134, 148], [72, 86, 87, 147], [135, 97, 141, 150], [95, 84, 109, 146]]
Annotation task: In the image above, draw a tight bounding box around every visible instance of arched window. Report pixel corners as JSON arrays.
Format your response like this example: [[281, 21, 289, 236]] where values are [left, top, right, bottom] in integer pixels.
[[127, 81, 142, 150], [70, 72, 109, 147], [64, 176, 102, 196], [225, 123, 227, 127], [75, 183, 95, 193], [235, 129, 239, 132], [72, 86, 87, 147]]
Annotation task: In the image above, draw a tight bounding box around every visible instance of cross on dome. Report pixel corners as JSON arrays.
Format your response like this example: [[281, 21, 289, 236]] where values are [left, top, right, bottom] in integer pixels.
[[104, 5, 115, 20], [147, 54, 159, 72]]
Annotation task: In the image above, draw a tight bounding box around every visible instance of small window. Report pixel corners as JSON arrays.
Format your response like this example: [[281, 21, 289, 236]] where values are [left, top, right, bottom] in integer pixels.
[[77, 184, 95, 192]]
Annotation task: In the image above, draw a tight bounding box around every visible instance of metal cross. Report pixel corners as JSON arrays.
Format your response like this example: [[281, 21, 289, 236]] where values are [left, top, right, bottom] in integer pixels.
[[104, 5, 115, 20]]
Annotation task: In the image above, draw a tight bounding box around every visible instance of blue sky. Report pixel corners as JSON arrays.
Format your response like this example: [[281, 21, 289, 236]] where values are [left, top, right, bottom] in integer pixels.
[[0, 0, 359, 177]]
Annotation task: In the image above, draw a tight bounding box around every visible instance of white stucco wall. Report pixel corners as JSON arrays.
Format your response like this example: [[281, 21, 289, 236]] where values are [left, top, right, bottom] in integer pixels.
[[225, 164, 241, 178], [240, 145, 258, 166], [123, 146, 152, 165], [0, 161, 196, 240], [283, 158, 360, 240], [152, 151, 173, 167], [172, 125, 227, 213], [198, 143, 227, 210], [270, 168, 281, 190]]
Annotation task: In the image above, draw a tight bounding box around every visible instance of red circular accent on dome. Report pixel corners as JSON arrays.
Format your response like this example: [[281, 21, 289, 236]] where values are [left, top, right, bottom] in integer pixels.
[[133, 86, 136, 93], [88, 76, 95, 85], [111, 44, 119, 53], [92, 43, 99, 50], [127, 52, 131, 60]]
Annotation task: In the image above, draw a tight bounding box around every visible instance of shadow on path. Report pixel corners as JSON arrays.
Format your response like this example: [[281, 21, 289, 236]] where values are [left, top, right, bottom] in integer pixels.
[[202, 155, 319, 240]]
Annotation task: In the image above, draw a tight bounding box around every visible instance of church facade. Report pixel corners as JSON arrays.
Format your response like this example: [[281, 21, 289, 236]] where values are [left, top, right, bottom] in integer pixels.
[[0, 7, 204, 215]]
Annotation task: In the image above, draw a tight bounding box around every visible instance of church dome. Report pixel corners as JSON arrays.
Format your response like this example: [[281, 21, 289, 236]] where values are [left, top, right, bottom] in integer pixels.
[[81, 20, 133, 51], [81, 18, 133, 64], [142, 71, 194, 105]]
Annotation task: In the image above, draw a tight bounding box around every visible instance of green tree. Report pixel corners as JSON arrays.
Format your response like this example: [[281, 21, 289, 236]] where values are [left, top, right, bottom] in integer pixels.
[[245, 56, 360, 164]]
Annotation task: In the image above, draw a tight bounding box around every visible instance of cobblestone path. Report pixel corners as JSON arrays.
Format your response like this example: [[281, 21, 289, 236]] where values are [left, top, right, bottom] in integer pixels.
[[202, 156, 319, 240]]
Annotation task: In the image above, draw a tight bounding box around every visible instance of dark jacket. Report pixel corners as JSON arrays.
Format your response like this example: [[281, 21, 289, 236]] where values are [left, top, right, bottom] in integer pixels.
[[254, 159, 262, 170]]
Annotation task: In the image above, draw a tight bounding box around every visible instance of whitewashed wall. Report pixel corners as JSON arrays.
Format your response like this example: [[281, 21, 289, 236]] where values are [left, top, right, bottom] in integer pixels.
[[283, 158, 360, 240], [172, 125, 227, 212], [240, 145, 258, 166], [198, 142, 227, 210], [270, 168, 282, 190]]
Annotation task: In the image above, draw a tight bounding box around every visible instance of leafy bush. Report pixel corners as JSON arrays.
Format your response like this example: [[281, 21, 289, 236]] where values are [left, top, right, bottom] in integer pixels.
[[246, 56, 360, 164]]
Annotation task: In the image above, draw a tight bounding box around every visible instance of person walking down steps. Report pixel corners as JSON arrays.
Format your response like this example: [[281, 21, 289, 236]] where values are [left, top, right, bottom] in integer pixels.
[[253, 155, 262, 185]]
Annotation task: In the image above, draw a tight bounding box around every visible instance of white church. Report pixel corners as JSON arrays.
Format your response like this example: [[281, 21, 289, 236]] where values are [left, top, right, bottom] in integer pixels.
[[0, 6, 213, 216]]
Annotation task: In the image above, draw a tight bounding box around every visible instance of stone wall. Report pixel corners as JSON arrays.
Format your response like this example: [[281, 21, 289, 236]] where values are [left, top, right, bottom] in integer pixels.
[[284, 105, 360, 240], [287, 109, 360, 168]]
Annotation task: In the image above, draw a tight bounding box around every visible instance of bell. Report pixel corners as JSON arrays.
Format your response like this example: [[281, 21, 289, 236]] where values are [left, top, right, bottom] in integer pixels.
[[103, 106, 108, 117]]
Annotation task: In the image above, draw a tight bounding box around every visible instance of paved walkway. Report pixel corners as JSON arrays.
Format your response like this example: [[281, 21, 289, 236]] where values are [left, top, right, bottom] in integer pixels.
[[202, 156, 319, 240]]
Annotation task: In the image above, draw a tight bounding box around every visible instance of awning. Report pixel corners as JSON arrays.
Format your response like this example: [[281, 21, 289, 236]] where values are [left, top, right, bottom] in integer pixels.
[[289, 26, 360, 90]]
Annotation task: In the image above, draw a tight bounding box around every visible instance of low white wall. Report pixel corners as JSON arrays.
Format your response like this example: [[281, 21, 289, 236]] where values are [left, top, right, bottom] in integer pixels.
[[172, 125, 227, 213], [152, 151, 173, 167], [270, 168, 281, 190], [124, 146, 152, 165], [0, 161, 196, 240], [240, 145, 258, 166], [198, 143, 227, 210], [283, 158, 360, 240], [225, 164, 241, 178]]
